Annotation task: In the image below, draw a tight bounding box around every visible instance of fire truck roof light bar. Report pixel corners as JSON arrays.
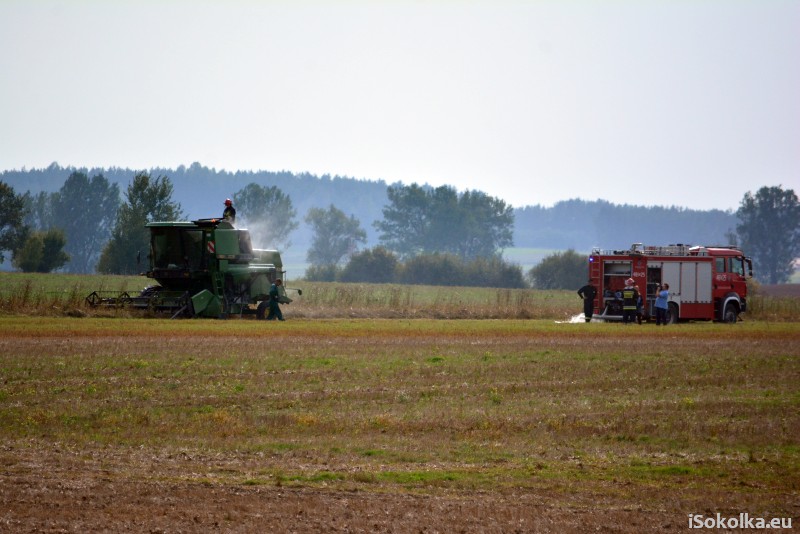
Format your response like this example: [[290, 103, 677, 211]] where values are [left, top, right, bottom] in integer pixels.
[[591, 243, 743, 257]]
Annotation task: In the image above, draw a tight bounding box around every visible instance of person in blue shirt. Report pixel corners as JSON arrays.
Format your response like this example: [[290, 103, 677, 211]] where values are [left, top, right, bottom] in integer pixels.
[[654, 283, 670, 325]]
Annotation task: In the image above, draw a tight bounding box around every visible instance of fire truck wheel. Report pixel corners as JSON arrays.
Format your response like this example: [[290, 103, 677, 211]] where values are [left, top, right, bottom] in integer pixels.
[[722, 303, 739, 323], [666, 303, 679, 325], [256, 301, 268, 320]]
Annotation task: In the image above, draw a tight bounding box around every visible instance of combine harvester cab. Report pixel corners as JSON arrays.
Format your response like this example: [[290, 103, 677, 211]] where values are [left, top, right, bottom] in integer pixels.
[[588, 243, 753, 324], [87, 218, 300, 318]]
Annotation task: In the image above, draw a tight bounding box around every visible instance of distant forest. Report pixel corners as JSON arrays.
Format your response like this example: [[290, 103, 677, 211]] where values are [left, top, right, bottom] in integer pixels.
[[1, 163, 737, 253]]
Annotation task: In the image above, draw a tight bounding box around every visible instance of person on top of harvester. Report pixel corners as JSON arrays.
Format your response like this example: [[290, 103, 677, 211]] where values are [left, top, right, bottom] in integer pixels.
[[222, 198, 236, 223]]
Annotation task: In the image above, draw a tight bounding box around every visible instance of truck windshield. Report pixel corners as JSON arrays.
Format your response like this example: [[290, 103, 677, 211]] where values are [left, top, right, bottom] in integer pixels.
[[730, 257, 745, 276]]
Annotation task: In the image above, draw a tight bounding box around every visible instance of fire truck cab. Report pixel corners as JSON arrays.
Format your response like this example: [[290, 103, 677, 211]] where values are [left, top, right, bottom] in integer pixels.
[[589, 243, 753, 323]]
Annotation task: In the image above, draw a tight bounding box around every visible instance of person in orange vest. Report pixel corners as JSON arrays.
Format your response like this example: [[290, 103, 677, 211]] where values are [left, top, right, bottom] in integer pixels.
[[621, 278, 639, 325]]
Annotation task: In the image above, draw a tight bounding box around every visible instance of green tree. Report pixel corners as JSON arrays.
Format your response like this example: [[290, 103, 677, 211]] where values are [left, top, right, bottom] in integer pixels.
[[21, 190, 54, 231], [232, 183, 298, 248], [304, 264, 341, 282], [736, 185, 800, 284], [395, 252, 525, 288], [396, 253, 468, 286], [452, 190, 515, 258], [374, 184, 434, 258], [97, 172, 183, 274], [527, 249, 588, 289], [375, 184, 514, 260], [12, 235, 42, 273], [339, 246, 399, 283], [12, 229, 70, 273], [305, 205, 367, 266], [464, 255, 526, 289], [40, 229, 70, 272], [51, 171, 121, 273], [0, 181, 28, 263]]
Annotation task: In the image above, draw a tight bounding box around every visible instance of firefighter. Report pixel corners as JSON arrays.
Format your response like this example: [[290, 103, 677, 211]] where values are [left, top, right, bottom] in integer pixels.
[[577, 279, 597, 323], [222, 198, 236, 223], [621, 278, 639, 325], [266, 278, 285, 321]]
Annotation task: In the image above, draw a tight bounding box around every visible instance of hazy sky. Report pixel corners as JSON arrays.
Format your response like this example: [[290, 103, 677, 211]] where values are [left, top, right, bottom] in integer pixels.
[[1, 0, 798, 211]]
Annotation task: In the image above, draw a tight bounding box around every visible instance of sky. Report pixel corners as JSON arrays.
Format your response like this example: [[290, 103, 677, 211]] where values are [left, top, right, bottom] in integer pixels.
[[1, 0, 798, 211]]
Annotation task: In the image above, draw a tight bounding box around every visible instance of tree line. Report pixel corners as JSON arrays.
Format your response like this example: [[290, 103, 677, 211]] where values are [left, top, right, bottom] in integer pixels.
[[514, 199, 739, 251], [3, 163, 743, 251], [0, 171, 521, 284], [1, 166, 798, 285]]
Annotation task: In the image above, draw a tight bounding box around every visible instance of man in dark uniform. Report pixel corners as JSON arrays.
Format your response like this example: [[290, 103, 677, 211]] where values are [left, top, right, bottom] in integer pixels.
[[267, 278, 285, 321], [577, 279, 597, 323], [222, 198, 236, 223], [622, 278, 640, 325]]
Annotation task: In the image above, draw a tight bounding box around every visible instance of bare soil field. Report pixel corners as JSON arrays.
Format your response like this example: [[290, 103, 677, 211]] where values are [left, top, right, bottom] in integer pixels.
[[0, 445, 709, 533], [0, 451, 774, 533], [1, 318, 798, 532]]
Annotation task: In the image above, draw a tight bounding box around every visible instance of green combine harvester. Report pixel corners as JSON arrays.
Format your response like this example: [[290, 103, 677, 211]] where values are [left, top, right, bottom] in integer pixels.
[[86, 218, 300, 318]]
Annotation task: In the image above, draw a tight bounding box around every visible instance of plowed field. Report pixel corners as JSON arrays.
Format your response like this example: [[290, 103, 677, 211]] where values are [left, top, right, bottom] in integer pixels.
[[1, 318, 798, 532]]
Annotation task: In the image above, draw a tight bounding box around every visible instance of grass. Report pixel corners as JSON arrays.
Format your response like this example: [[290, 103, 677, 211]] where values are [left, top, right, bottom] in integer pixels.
[[0, 272, 146, 316], [2, 271, 797, 320], [1, 316, 798, 512], [0, 272, 578, 320], [292, 281, 575, 319]]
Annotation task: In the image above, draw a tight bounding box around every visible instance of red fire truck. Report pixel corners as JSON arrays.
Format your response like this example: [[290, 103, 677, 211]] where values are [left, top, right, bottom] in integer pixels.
[[588, 243, 753, 323]]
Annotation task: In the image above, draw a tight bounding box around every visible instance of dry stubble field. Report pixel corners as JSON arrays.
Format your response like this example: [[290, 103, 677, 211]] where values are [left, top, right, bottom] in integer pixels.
[[0, 314, 798, 533]]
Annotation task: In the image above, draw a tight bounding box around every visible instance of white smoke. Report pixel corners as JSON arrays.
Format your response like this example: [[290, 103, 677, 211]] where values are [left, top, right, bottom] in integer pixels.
[[239, 215, 291, 251]]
